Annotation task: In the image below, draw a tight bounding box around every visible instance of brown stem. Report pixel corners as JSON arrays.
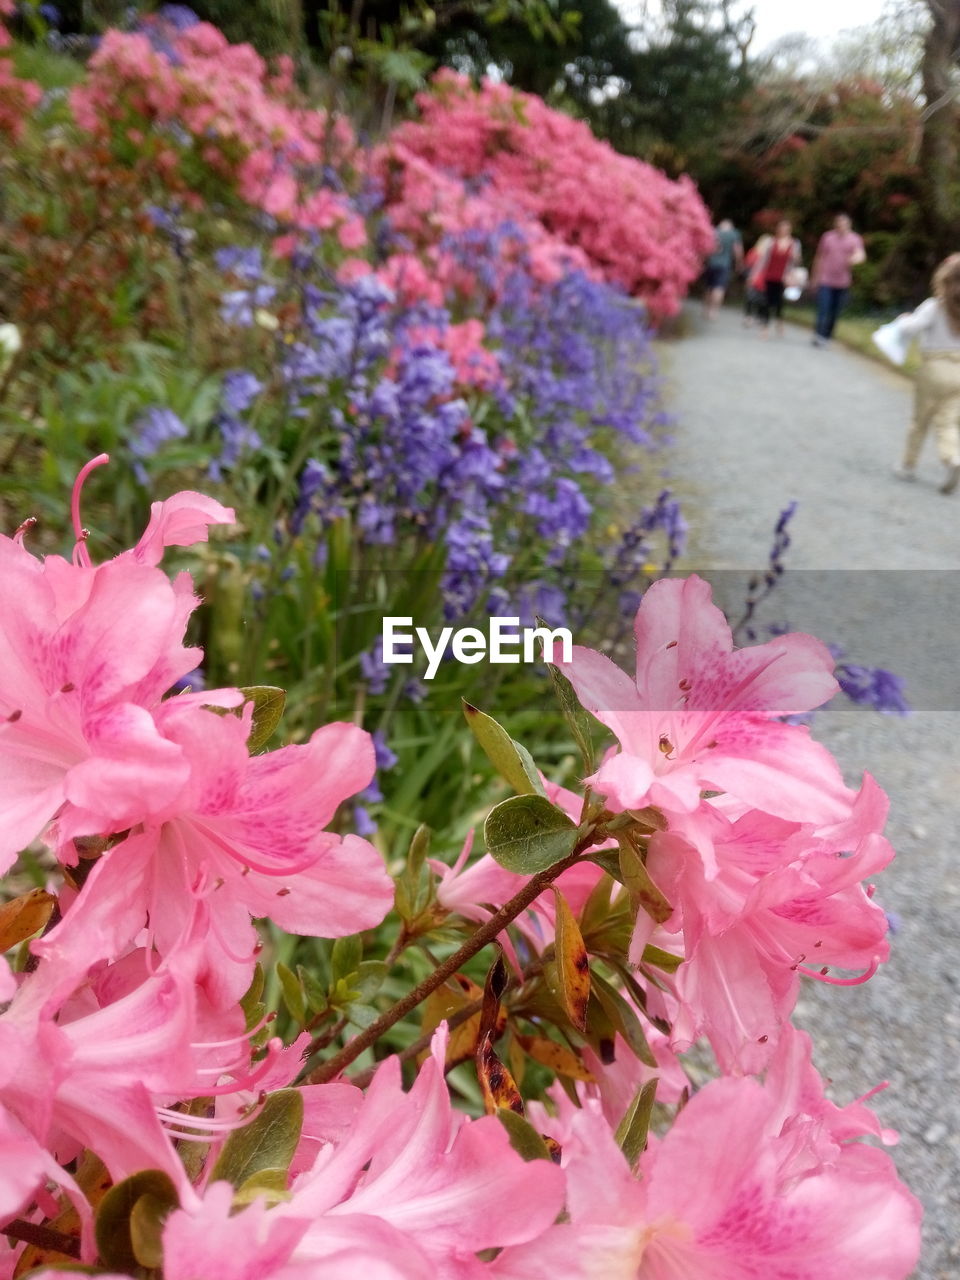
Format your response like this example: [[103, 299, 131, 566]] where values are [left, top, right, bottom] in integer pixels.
[[2, 1218, 81, 1259], [306, 830, 595, 1084], [304, 1013, 348, 1057], [347, 958, 546, 1089]]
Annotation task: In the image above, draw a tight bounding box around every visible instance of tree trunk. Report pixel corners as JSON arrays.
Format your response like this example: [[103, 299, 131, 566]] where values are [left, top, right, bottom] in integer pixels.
[[920, 0, 960, 261]]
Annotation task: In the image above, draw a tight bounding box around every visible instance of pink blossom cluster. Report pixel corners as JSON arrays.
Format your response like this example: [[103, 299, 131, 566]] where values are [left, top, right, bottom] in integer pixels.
[[0, 0, 42, 140], [379, 70, 717, 319], [0, 474, 921, 1276], [69, 19, 362, 240], [61, 15, 712, 320], [427, 577, 923, 1273], [373, 142, 599, 307]]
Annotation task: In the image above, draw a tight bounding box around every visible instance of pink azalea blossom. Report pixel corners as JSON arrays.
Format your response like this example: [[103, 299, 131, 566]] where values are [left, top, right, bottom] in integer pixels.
[[502, 1059, 920, 1279], [646, 777, 892, 1072], [0, 930, 276, 1224], [557, 575, 851, 826], [36, 710, 394, 1004], [162, 1028, 566, 1278], [0, 468, 234, 873]]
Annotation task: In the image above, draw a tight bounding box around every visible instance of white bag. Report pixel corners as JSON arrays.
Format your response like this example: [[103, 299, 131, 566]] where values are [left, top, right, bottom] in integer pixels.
[[872, 319, 910, 366]]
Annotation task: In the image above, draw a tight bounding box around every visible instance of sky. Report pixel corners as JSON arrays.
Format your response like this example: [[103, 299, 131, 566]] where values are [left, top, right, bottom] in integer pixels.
[[617, 0, 891, 53], [747, 0, 889, 50]]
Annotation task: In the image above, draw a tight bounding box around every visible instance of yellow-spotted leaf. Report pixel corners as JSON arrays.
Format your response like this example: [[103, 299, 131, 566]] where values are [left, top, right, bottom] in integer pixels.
[[520, 1034, 596, 1082], [477, 1031, 523, 1116], [553, 887, 590, 1032]]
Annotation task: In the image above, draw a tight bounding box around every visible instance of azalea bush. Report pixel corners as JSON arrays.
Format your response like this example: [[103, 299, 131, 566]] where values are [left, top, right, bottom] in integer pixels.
[[0, 465, 922, 1277], [379, 69, 716, 320]]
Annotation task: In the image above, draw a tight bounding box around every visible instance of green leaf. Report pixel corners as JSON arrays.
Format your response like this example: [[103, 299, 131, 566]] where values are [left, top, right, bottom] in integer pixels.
[[352, 959, 388, 1001], [614, 1077, 658, 1167], [298, 964, 329, 1015], [331, 935, 363, 983], [590, 970, 658, 1067], [585, 848, 623, 880], [548, 664, 596, 773], [95, 1170, 179, 1272], [407, 823, 431, 877], [578, 872, 615, 939], [232, 1167, 291, 1208], [209, 1089, 304, 1189], [497, 1108, 554, 1162], [239, 963, 266, 1030], [276, 962, 306, 1025], [238, 685, 286, 752], [641, 944, 684, 974], [618, 835, 673, 924], [462, 701, 544, 796], [345, 1001, 380, 1029], [128, 1192, 169, 1268], [484, 794, 577, 875]]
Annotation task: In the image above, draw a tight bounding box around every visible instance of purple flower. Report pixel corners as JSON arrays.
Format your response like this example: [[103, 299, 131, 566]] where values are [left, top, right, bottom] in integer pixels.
[[353, 804, 377, 837], [220, 286, 276, 327], [129, 406, 188, 483], [215, 246, 264, 281], [360, 639, 390, 696], [372, 729, 398, 772], [836, 664, 910, 716], [208, 415, 262, 481], [222, 369, 265, 415]]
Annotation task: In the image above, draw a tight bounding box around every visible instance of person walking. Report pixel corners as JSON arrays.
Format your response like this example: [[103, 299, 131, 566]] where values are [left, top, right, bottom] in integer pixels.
[[810, 213, 867, 347], [703, 219, 743, 319], [741, 233, 771, 327], [893, 253, 960, 494], [756, 220, 802, 339]]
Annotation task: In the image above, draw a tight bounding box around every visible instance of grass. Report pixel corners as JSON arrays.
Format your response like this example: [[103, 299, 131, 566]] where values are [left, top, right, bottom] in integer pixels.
[[784, 302, 920, 378], [12, 41, 85, 91]]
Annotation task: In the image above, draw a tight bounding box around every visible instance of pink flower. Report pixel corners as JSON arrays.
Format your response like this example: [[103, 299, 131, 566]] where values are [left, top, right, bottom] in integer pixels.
[[163, 1028, 567, 1278], [37, 711, 394, 1004], [558, 575, 850, 825], [647, 778, 892, 1072], [503, 1058, 920, 1279], [0, 934, 273, 1214], [630, 1072, 921, 1278], [0, 470, 234, 874]]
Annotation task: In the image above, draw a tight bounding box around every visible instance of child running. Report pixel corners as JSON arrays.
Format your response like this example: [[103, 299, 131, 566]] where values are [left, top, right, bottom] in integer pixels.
[[894, 253, 960, 494]]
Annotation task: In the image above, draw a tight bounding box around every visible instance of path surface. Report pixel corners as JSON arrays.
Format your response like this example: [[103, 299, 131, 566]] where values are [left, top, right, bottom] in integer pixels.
[[660, 309, 960, 1280]]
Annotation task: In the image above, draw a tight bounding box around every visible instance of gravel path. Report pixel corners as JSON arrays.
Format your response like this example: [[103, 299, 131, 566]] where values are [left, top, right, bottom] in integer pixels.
[[659, 308, 960, 1280]]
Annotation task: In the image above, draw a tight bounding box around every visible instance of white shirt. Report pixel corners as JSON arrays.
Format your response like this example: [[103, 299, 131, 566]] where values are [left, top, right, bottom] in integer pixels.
[[898, 297, 960, 353]]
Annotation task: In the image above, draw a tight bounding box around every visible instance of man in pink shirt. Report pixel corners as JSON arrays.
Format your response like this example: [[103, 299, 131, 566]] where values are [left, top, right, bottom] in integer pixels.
[[810, 213, 867, 347]]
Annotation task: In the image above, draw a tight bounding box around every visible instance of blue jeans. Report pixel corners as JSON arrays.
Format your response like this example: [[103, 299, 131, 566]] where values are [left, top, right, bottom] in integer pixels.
[[815, 285, 848, 339]]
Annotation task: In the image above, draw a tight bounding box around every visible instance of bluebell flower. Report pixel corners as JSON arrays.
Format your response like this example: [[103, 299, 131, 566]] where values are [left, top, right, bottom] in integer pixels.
[[222, 369, 265, 415], [836, 664, 910, 716], [208, 415, 263, 481], [220, 286, 276, 328], [215, 246, 264, 281], [129, 406, 188, 483], [353, 804, 377, 837], [360, 640, 390, 696], [171, 667, 205, 693], [372, 729, 398, 772]]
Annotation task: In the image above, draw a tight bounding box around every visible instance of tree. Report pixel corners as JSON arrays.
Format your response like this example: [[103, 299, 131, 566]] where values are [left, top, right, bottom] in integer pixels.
[[918, 0, 960, 262]]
